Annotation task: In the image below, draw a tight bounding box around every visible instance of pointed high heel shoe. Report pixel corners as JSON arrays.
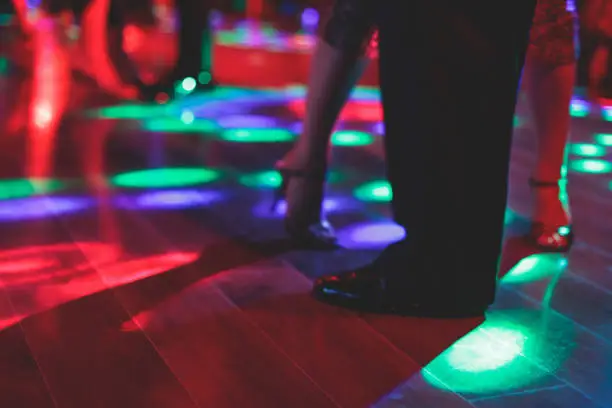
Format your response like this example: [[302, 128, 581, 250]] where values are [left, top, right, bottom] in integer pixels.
[[271, 165, 338, 249], [526, 178, 574, 253]]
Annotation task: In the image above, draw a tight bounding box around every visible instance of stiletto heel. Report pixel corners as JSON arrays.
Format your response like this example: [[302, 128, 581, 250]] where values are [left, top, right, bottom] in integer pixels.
[[527, 178, 574, 253], [272, 165, 338, 249]]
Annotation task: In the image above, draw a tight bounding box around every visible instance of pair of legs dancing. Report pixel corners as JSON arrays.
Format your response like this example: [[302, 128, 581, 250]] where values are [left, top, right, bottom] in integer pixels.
[[277, 0, 575, 253]]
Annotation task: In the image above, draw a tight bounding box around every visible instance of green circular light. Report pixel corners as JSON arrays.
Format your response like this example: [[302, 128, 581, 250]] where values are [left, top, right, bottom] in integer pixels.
[[569, 100, 589, 118], [182, 77, 197, 92], [220, 128, 295, 143], [595, 133, 612, 146], [142, 117, 218, 133], [569, 159, 612, 174], [354, 180, 392, 202], [502, 254, 567, 284], [331, 130, 374, 146], [240, 170, 282, 189], [94, 104, 170, 119], [568, 143, 606, 157], [0, 178, 64, 200], [112, 168, 220, 188]]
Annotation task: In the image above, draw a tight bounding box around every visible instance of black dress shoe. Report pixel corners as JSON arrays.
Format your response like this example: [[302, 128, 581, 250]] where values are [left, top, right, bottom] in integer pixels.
[[313, 266, 489, 318]]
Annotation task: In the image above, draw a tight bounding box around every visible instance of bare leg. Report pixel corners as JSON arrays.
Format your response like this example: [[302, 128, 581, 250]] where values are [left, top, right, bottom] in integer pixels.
[[281, 40, 370, 227], [281, 40, 369, 170], [523, 54, 574, 227]]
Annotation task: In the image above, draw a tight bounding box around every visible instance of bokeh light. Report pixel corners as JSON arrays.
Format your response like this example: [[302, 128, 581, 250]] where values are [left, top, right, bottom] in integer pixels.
[[501, 254, 568, 284], [0, 178, 64, 200], [143, 117, 218, 133], [220, 128, 295, 143], [354, 180, 392, 202], [112, 168, 221, 188], [217, 115, 281, 129], [569, 99, 589, 118], [116, 189, 223, 210], [239, 169, 344, 190], [240, 170, 283, 189], [594, 133, 612, 146], [337, 221, 405, 249], [331, 130, 374, 147], [568, 143, 606, 158], [0, 197, 90, 221], [569, 159, 612, 174]]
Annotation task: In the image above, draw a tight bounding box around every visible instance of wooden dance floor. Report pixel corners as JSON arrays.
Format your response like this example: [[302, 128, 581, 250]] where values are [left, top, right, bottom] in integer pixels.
[[0, 18, 611, 408]]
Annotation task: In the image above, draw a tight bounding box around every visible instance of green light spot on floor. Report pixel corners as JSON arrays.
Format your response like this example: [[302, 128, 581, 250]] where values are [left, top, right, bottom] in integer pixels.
[[220, 128, 295, 143], [502, 254, 567, 284], [239, 170, 282, 189], [595, 133, 612, 146], [112, 168, 220, 188], [95, 104, 171, 119], [354, 180, 392, 202], [331, 130, 374, 146], [569, 159, 612, 174], [0, 179, 64, 200], [240, 169, 342, 189], [569, 100, 589, 118], [569, 143, 606, 157], [143, 117, 218, 133]]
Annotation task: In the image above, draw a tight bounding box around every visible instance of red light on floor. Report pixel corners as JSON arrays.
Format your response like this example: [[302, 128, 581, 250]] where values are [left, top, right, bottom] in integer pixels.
[[288, 99, 382, 122]]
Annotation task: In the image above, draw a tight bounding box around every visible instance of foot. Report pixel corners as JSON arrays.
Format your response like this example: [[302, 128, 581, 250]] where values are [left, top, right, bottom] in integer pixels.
[[312, 240, 491, 318], [273, 164, 338, 249], [528, 178, 573, 252]]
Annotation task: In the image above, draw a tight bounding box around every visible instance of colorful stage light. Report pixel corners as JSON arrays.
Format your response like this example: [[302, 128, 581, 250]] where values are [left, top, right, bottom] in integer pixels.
[[240, 170, 283, 189], [112, 168, 221, 189], [595, 133, 612, 146], [568, 143, 607, 158], [331, 130, 374, 147], [0, 178, 64, 200], [116, 189, 223, 210], [0, 197, 89, 221], [569, 159, 612, 174], [423, 310, 573, 394], [95, 104, 171, 119], [220, 128, 295, 143], [252, 196, 354, 219], [142, 117, 219, 133], [239, 169, 344, 190], [337, 221, 405, 249], [569, 99, 589, 118], [217, 115, 282, 129], [354, 180, 392, 202]]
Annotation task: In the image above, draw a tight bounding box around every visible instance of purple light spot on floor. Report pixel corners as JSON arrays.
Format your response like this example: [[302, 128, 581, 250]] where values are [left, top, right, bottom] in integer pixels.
[[217, 115, 281, 129], [338, 221, 405, 249], [0, 197, 89, 221], [117, 189, 222, 210]]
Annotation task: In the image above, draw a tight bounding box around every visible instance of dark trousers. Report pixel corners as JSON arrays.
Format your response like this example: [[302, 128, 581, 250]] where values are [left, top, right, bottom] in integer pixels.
[[170, 0, 213, 80], [377, 0, 536, 303]]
